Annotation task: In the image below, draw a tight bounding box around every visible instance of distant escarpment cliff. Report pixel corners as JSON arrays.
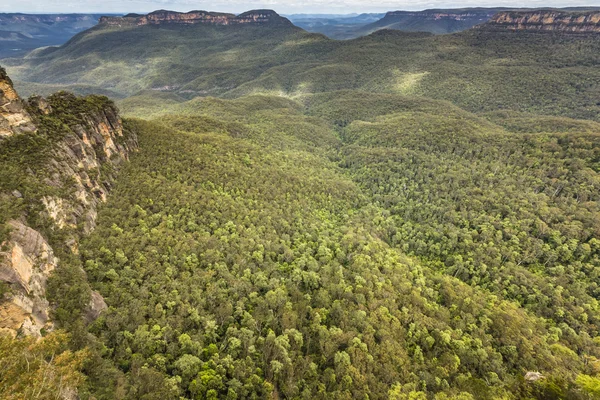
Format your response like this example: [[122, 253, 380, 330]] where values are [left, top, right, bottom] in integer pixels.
[[0, 67, 137, 337], [384, 10, 497, 22], [357, 9, 503, 35], [99, 9, 293, 27], [481, 10, 600, 33], [0, 13, 99, 24]]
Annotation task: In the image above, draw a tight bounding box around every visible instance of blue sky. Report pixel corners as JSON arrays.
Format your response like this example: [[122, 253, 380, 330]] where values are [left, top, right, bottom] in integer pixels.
[[4, 0, 599, 14]]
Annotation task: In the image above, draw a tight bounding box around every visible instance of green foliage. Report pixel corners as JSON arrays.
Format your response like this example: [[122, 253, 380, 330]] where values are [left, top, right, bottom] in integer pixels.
[[0, 131, 53, 243], [577, 374, 600, 398], [4, 18, 600, 400], [9, 24, 600, 121], [73, 88, 600, 398], [45, 91, 116, 127], [0, 331, 89, 399]]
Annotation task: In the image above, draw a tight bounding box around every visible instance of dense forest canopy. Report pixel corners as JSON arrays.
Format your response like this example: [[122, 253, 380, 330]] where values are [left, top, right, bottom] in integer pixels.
[[1, 9, 600, 400]]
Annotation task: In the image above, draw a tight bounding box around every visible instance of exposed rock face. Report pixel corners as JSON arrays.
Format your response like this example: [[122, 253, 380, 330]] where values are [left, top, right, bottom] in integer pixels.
[[99, 9, 293, 27], [0, 221, 56, 337], [384, 10, 497, 22], [524, 371, 545, 382], [0, 67, 137, 337], [360, 9, 502, 35], [482, 11, 600, 33], [43, 93, 136, 233], [0, 68, 36, 138], [85, 291, 107, 322]]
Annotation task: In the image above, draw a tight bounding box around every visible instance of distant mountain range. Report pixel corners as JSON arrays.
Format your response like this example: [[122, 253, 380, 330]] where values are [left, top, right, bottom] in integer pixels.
[[286, 13, 385, 39], [5, 8, 600, 123], [2, 7, 600, 59], [290, 7, 600, 39], [0, 13, 115, 58]]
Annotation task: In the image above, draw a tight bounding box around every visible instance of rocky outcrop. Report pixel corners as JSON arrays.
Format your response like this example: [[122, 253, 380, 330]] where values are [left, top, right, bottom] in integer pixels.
[[481, 11, 600, 33], [41, 93, 136, 233], [0, 221, 56, 337], [99, 9, 293, 27], [0, 67, 137, 337], [0, 68, 36, 138], [85, 291, 107, 322], [524, 371, 545, 382]]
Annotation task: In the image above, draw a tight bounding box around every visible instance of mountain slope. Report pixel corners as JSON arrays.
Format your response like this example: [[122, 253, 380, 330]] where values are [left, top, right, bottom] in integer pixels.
[[63, 87, 600, 399], [354, 8, 503, 36], [7, 10, 320, 98], [8, 10, 600, 122], [352, 7, 600, 37]]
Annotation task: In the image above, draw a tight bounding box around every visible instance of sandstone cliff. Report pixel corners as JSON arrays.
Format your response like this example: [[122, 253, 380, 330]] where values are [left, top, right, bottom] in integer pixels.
[[0, 68, 36, 138], [384, 10, 497, 22], [358, 9, 502, 36], [0, 67, 137, 337], [99, 9, 293, 27], [481, 10, 600, 33]]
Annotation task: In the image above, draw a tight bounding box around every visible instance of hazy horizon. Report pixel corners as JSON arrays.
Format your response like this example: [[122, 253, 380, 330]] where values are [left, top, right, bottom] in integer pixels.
[[3, 0, 600, 15]]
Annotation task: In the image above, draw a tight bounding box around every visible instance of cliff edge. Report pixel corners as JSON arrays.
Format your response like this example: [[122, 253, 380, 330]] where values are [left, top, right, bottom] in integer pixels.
[[99, 9, 293, 27], [480, 10, 600, 33], [0, 67, 137, 337]]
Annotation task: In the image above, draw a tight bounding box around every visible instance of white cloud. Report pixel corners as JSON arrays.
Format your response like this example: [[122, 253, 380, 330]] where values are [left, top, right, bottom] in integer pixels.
[[4, 0, 599, 14]]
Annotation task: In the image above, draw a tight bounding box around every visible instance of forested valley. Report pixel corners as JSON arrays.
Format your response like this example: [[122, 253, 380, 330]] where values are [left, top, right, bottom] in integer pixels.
[[1, 9, 600, 400]]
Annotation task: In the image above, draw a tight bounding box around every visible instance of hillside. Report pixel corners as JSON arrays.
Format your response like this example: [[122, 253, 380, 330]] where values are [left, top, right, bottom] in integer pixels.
[[298, 7, 600, 39], [5, 9, 314, 99], [0, 14, 107, 58], [6, 9, 600, 122], [2, 7, 600, 399], [7, 82, 588, 399], [354, 8, 504, 36]]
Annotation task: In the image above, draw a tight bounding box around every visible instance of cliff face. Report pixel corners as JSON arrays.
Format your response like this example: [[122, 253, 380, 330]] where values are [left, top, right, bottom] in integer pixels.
[[0, 68, 137, 337], [0, 69, 36, 138], [482, 11, 600, 33], [360, 9, 502, 35], [384, 10, 497, 21], [99, 9, 293, 27]]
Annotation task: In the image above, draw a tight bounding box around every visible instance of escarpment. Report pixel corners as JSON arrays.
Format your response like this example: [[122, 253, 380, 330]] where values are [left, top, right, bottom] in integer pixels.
[[481, 10, 600, 33], [99, 9, 293, 27], [0, 67, 137, 337], [358, 9, 504, 35], [384, 10, 497, 22], [0, 68, 36, 138]]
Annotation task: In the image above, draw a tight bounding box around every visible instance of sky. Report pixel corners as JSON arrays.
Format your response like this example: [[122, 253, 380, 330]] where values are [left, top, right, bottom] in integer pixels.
[[3, 0, 599, 15]]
